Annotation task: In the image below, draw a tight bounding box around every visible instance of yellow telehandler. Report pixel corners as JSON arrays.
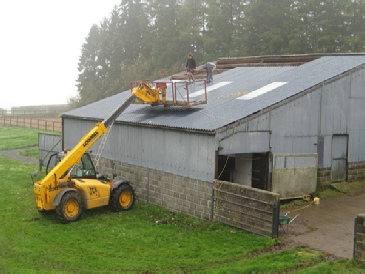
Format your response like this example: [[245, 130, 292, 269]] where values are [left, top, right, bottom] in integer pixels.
[[33, 94, 138, 223], [33, 80, 206, 223]]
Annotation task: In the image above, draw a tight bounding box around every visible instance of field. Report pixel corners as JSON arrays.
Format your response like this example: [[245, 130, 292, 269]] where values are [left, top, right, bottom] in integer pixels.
[[1, 125, 365, 273]]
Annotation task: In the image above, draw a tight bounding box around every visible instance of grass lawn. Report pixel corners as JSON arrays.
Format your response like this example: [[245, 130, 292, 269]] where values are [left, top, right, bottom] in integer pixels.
[[0, 125, 58, 151], [0, 156, 274, 272], [1, 125, 365, 273]]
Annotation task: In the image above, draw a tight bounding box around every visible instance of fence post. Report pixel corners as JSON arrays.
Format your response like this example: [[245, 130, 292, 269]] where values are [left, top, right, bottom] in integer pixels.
[[272, 200, 280, 238], [354, 217, 357, 259], [211, 184, 215, 221]]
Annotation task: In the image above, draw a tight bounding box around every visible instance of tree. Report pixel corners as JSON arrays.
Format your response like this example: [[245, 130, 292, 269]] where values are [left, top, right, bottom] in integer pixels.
[[72, 0, 365, 107], [76, 25, 105, 106], [148, 0, 186, 74], [243, 0, 293, 55]]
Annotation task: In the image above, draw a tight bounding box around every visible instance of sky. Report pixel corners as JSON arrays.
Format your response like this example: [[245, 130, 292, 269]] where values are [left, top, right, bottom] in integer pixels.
[[0, 0, 120, 110]]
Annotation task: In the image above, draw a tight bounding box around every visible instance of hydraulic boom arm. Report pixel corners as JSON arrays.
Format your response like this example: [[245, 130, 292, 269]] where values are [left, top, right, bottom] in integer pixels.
[[37, 94, 136, 190]]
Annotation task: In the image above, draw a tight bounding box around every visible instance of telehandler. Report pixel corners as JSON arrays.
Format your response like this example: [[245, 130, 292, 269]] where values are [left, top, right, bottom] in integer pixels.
[[33, 81, 206, 223], [33, 94, 137, 223]]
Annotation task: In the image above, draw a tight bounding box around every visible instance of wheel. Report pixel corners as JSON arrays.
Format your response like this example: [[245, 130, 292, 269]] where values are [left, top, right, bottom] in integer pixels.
[[56, 192, 83, 223], [111, 184, 135, 211]]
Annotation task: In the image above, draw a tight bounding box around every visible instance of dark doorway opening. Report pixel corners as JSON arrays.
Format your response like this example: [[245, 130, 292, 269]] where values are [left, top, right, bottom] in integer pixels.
[[216, 155, 235, 181], [252, 153, 269, 190]]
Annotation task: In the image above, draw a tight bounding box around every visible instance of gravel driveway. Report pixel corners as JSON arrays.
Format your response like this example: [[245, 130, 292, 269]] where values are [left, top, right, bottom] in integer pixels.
[[280, 193, 365, 259], [0, 147, 39, 165]]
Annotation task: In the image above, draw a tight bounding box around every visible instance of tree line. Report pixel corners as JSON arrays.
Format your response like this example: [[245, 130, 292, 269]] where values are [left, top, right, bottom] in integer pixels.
[[71, 0, 365, 107]]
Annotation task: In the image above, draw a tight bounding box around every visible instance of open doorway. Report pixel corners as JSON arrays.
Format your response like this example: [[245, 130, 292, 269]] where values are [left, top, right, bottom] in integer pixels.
[[216, 153, 269, 190], [252, 153, 270, 190], [216, 155, 235, 182]]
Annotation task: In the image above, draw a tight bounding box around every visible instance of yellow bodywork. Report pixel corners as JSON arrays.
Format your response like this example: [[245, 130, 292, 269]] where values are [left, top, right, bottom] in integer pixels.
[[132, 81, 166, 104], [33, 122, 108, 212], [33, 94, 139, 222], [73, 178, 112, 209], [34, 177, 113, 211]]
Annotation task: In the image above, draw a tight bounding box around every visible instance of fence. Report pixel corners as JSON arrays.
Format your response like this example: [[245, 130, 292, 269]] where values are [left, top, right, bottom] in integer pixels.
[[213, 180, 280, 237], [0, 117, 62, 132], [0, 104, 69, 118], [38, 133, 63, 170]]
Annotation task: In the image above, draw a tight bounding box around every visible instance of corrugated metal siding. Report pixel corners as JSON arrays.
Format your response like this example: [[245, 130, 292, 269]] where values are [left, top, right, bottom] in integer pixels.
[[320, 78, 350, 135], [38, 133, 62, 167], [252, 88, 321, 155], [350, 69, 365, 98], [219, 131, 270, 155], [62, 119, 98, 151], [63, 119, 216, 181], [348, 69, 365, 162], [217, 66, 365, 168]]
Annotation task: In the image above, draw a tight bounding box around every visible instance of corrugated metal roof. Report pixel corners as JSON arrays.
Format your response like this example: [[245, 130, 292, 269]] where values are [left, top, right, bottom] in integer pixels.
[[63, 55, 365, 132]]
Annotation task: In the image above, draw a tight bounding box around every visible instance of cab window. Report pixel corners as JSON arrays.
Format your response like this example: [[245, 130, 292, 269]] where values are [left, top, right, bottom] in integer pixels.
[[70, 153, 97, 178]]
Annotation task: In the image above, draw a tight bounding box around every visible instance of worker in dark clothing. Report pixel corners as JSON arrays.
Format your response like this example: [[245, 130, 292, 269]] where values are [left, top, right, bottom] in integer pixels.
[[185, 52, 196, 82]]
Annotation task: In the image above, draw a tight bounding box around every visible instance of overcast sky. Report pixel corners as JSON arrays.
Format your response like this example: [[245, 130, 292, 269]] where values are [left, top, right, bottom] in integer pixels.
[[0, 0, 120, 110]]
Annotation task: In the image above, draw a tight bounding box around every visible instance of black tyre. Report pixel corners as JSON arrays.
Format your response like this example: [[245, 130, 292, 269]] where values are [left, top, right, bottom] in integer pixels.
[[38, 209, 53, 215], [111, 184, 135, 211], [56, 192, 83, 223]]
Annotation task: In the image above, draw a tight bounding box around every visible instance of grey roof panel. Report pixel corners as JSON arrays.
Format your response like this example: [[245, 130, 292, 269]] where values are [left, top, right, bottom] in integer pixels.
[[63, 55, 365, 132]]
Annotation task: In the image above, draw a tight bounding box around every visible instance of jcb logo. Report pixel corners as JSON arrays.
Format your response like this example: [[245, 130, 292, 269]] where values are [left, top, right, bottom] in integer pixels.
[[83, 131, 99, 147], [89, 187, 99, 197]]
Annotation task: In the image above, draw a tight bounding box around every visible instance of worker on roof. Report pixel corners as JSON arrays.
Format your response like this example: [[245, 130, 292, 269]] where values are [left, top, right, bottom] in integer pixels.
[[204, 62, 216, 84], [185, 52, 196, 82]]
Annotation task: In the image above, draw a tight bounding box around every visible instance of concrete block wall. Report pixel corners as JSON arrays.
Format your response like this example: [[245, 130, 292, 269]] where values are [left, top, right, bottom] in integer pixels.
[[97, 158, 213, 219], [354, 214, 365, 261], [317, 162, 365, 186], [348, 162, 365, 182], [317, 167, 331, 185]]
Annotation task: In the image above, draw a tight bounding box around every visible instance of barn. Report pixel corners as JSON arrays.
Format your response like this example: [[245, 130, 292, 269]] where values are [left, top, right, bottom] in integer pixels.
[[61, 53, 365, 223]]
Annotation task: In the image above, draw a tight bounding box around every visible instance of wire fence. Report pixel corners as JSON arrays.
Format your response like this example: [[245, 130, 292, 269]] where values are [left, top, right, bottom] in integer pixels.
[[0, 117, 62, 132]]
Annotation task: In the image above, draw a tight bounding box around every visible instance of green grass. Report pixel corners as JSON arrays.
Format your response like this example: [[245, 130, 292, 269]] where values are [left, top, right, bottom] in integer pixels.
[[197, 248, 324, 273], [2, 125, 365, 273], [0, 156, 274, 273], [19, 147, 39, 158], [0, 126, 43, 150], [295, 259, 365, 273]]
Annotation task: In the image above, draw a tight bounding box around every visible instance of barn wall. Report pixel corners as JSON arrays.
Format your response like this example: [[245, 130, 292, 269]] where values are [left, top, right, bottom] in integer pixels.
[[98, 157, 213, 219], [269, 90, 320, 156], [270, 68, 365, 167], [63, 119, 217, 182], [217, 67, 365, 170], [215, 67, 365, 191], [348, 69, 365, 163]]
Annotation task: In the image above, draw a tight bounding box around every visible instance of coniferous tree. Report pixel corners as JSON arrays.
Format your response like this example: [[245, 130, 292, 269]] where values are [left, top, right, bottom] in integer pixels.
[[72, 0, 365, 107], [76, 25, 105, 106]]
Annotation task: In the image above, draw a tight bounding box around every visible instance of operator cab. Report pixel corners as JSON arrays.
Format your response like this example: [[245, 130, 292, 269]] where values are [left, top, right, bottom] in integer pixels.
[[46, 152, 97, 179]]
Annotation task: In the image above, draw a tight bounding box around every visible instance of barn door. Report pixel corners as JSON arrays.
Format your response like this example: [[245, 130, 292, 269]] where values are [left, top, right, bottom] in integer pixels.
[[331, 135, 348, 183], [252, 153, 269, 190]]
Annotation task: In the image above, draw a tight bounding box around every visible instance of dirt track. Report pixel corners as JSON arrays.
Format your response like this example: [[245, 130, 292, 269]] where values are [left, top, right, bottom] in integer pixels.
[[280, 193, 365, 259]]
